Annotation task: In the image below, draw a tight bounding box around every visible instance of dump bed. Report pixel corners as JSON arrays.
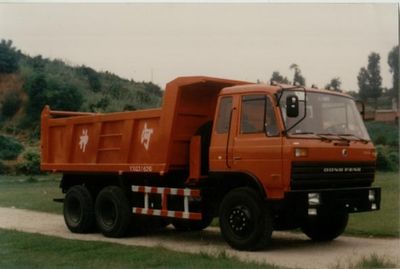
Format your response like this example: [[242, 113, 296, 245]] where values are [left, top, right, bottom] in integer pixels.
[[41, 76, 249, 175]]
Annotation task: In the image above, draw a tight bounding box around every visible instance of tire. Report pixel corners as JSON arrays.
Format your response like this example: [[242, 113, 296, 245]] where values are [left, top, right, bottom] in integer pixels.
[[219, 187, 272, 251], [63, 185, 95, 233], [95, 186, 132, 238], [301, 211, 349, 241], [172, 210, 214, 232]]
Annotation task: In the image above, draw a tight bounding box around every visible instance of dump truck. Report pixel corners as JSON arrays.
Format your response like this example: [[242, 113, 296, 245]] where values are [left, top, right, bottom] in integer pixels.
[[41, 76, 380, 250]]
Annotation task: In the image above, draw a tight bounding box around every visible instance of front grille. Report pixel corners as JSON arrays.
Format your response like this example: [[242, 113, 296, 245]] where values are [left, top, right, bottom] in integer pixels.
[[291, 162, 375, 190]]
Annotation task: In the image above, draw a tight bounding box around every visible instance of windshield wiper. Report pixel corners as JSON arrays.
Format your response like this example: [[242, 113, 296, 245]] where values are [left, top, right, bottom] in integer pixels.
[[316, 133, 350, 142], [337, 133, 370, 144], [290, 132, 333, 142], [290, 131, 315, 135]]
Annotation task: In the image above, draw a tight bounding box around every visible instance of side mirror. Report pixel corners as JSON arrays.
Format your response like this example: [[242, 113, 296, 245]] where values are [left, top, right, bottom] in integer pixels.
[[286, 95, 299, 117], [355, 100, 365, 120]]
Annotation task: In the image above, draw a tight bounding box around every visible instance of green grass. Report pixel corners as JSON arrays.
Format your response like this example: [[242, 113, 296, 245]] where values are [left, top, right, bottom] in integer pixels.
[[346, 172, 399, 237], [0, 229, 281, 269], [0, 173, 398, 237], [0, 174, 62, 214], [330, 254, 397, 269]]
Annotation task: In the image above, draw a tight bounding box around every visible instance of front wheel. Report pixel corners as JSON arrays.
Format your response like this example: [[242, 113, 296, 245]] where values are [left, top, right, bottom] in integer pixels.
[[301, 211, 349, 241], [95, 186, 132, 238], [219, 187, 272, 251]]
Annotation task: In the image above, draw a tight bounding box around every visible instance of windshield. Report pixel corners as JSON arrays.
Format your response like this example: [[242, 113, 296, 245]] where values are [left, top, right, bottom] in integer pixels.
[[279, 90, 370, 140]]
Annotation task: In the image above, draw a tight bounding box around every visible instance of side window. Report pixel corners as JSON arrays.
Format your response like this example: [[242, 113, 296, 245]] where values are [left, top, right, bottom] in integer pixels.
[[240, 95, 266, 134], [216, 96, 233, 134], [265, 97, 279, 136]]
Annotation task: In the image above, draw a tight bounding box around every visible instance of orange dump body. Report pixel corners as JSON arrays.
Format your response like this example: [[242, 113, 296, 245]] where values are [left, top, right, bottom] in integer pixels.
[[41, 76, 249, 174]]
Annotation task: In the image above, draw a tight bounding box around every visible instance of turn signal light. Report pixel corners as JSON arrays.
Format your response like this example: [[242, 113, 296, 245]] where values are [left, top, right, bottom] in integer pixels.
[[294, 148, 308, 157]]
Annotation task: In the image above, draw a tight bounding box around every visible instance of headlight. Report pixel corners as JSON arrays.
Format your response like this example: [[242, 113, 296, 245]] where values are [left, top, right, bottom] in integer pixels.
[[294, 148, 308, 157], [368, 190, 375, 202], [308, 192, 320, 206]]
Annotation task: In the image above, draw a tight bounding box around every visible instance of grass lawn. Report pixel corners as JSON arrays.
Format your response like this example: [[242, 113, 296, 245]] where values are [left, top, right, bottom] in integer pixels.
[[346, 172, 399, 237], [0, 229, 279, 269], [0, 229, 396, 269], [0, 172, 398, 237], [0, 174, 62, 214]]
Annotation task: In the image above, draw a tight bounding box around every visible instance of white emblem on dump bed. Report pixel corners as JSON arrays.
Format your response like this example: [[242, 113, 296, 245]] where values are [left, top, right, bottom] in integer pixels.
[[141, 122, 153, 151], [79, 129, 89, 152]]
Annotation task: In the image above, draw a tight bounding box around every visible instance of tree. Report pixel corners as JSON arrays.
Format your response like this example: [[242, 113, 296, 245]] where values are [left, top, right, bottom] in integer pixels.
[[0, 39, 19, 74], [357, 52, 382, 108], [30, 55, 46, 72], [388, 45, 399, 106], [368, 53, 382, 103], [290, 64, 306, 86], [24, 73, 48, 121], [270, 71, 290, 84], [24, 74, 83, 123], [357, 67, 370, 101], [325, 77, 342, 91], [77, 66, 102, 92], [144, 82, 163, 97], [47, 78, 83, 112]]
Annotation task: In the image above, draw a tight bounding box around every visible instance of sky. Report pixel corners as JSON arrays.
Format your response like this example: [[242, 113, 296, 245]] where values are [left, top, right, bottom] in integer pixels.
[[0, 3, 398, 91]]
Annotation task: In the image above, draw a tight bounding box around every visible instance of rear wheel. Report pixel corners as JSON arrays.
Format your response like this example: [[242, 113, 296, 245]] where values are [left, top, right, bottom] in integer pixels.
[[301, 211, 349, 241], [95, 186, 132, 238], [219, 187, 272, 251], [63, 185, 95, 233]]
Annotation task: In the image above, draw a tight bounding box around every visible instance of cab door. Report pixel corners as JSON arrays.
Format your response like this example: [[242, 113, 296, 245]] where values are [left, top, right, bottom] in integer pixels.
[[231, 94, 283, 198], [209, 95, 238, 170]]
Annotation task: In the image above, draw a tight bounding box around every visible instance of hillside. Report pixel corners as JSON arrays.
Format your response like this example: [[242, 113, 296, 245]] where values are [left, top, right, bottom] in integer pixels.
[[0, 40, 163, 132], [0, 39, 163, 174]]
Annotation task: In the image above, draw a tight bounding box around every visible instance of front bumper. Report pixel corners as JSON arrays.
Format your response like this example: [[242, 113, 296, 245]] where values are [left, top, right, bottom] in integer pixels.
[[285, 187, 381, 215]]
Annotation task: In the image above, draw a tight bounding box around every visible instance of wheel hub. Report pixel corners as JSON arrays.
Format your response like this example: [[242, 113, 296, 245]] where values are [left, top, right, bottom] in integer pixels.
[[100, 200, 117, 227], [228, 206, 251, 235], [67, 197, 82, 223]]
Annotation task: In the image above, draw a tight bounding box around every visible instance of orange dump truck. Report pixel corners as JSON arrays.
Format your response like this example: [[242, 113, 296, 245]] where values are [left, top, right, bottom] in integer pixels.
[[41, 76, 380, 250]]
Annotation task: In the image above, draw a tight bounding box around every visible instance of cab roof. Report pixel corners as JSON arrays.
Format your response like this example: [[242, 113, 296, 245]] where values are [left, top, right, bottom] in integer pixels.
[[220, 83, 353, 99]]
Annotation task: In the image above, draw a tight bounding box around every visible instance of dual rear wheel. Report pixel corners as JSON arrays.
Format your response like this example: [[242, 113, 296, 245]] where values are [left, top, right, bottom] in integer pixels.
[[64, 185, 132, 237]]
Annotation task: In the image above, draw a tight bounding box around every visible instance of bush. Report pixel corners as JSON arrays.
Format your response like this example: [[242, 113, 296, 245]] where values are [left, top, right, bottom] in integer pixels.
[[1, 90, 22, 118], [0, 161, 6, 174], [123, 104, 136, 111], [365, 121, 398, 146], [89, 96, 110, 112], [0, 135, 23, 160], [376, 145, 398, 171], [16, 149, 41, 175]]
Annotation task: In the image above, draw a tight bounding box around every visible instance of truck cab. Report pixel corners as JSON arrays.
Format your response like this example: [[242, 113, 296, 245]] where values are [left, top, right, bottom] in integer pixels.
[[205, 82, 379, 249]]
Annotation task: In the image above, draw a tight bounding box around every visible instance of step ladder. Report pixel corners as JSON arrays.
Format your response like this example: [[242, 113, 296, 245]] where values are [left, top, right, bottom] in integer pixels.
[[131, 185, 202, 220]]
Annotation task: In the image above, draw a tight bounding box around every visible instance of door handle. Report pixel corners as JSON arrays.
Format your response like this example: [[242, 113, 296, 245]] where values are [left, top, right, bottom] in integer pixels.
[[233, 156, 241, 160]]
